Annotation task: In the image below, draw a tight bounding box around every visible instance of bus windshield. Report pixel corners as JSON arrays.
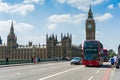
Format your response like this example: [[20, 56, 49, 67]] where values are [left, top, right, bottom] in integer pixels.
[[103, 49, 109, 61], [103, 50, 107, 55], [84, 48, 98, 60], [84, 41, 98, 47]]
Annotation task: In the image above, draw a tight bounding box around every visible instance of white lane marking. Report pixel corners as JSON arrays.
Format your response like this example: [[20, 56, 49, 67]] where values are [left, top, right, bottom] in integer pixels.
[[31, 70, 35, 71], [96, 70, 99, 74], [31, 68, 45, 71], [38, 66, 83, 80], [40, 68, 45, 70], [88, 76, 93, 80], [0, 76, 4, 79], [17, 72, 21, 75]]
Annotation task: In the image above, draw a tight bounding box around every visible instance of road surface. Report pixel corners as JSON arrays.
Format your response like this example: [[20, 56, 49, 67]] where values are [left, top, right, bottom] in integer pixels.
[[0, 62, 112, 80]]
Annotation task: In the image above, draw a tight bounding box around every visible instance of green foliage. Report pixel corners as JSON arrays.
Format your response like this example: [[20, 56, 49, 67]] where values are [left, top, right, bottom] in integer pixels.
[[108, 49, 116, 58]]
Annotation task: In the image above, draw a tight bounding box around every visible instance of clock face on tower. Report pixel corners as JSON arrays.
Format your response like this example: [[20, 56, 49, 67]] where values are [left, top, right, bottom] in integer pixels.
[[87, 24, 92, 29]]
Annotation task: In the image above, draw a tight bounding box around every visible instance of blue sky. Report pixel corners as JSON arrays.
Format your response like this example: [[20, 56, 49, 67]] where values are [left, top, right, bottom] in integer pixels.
[[0, 0, 120, 53]]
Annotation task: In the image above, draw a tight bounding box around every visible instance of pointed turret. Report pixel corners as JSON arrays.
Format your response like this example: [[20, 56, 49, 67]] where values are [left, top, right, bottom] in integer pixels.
[[7, 21, 17, 48], [88, 5, 93, 19], [46, 34, 48, 40], [10, 21, 14, 34]]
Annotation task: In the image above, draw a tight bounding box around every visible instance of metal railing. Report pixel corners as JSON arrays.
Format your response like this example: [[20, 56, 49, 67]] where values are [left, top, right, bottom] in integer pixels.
[[0, 58, 68, 65]]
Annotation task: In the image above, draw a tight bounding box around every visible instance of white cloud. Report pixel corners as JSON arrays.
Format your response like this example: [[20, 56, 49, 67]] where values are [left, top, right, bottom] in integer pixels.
[[0, 20, 35, 44], [95, 13, 113, 22], [57, 0, 66, 4], [0, 0, 34, 16], [14, 21, 34, 31], [24, 0, 45, 4], [118, 3, 120, 8], [48, 24, 57, 30], [0, 20, 10, 32], [24, 35, 46, 45], [11, 4, 34, 16], [57, 0, 106, 12], [96, 30, 103, 38], [92, 0, 105, 5], [49, 14, 86, 24], [107, 4, 114, 9], [0, 1, 11, 13], [0, 20, 46, 45], [0, 20, 34, 33]]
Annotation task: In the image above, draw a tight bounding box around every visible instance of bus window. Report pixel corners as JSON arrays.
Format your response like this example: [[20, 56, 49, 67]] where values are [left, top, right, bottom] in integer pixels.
[[84, 41, 98, 47], [84, 48, 98, 60]]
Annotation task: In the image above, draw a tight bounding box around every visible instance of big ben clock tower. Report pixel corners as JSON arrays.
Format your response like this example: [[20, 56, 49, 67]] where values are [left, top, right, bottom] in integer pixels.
[[86, 5, 95, 40]]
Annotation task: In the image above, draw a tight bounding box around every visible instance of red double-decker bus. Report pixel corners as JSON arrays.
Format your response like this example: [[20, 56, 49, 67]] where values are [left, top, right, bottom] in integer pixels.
[[82, 40, 104, 66], [103, 49, 109, 62]]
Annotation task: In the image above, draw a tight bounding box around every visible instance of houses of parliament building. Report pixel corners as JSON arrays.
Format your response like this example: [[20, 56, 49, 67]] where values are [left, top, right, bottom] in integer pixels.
[[0, 5, 97, 60], [0, 22, 81, 60]]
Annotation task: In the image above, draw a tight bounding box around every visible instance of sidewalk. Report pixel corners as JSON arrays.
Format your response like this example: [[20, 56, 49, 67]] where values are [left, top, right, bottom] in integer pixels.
[[0, 63, 34, 68], [109, 68, 115, 80], [0, 61, 64, 68], [113, 68, 120, 80]]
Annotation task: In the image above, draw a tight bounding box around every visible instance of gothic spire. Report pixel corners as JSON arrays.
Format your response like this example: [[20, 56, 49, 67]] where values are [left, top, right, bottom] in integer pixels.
[[88, 5, 93, 19], [10, 21, 14, 34], [7, 21, 17, 48], [89, 4, 92, 13]]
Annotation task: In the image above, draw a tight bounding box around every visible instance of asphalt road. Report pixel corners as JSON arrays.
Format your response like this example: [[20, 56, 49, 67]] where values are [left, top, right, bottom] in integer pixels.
[[0, 62, 112, 80], [112, 66, 120, 80]]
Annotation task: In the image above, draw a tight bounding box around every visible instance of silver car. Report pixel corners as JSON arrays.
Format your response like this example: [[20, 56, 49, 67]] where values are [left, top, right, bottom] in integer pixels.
[[70, 57, 82, 65]]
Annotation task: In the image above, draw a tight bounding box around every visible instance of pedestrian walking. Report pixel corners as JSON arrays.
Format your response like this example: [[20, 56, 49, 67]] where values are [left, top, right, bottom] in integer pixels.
[[31, 57, 33, 62], [113, 55, 118, 67], [6, 57, 9, 64], [110, 56, 114, 68], [116, 56, 120, 69], [38, 57, 40, 62], [33, 56, 36, 64], [36, 57, 38, 63], [118, 56, 120, 65]]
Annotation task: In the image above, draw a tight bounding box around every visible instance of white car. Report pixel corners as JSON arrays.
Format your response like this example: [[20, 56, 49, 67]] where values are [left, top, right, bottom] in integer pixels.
[[70, 57, 82, 65]]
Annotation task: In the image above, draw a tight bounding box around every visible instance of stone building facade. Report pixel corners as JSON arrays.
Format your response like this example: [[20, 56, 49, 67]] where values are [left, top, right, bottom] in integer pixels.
[[0, 22, 81, 60]]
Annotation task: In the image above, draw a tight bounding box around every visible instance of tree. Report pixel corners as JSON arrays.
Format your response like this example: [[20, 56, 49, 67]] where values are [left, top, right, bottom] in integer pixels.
[[108, 49, 116, 58]]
